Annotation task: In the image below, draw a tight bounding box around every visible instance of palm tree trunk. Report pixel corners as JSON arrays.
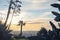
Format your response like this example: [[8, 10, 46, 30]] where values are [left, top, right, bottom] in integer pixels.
[[8, 13, 14, 30], [4, 0, 13, 30], [20, 24, 22, 37]]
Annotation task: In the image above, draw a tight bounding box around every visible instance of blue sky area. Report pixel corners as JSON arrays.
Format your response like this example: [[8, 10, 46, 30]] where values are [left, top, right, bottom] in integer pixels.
[[0, 0, 59, 24]]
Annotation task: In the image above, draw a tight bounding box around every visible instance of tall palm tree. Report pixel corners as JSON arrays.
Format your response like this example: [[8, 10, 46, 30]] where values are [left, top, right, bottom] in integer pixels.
[[4, 0, 22, 30], [4, 0, 13, 31], [18, 20, 25, 37], [51, 0, 60, 27]]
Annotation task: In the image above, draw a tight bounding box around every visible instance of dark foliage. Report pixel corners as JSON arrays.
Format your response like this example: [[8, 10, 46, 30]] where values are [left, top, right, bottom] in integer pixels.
[[52, 11, 60, 22], [28, 21, 60, 40], [51, 0, 60, 22], [51, 3, 60, 11], [0, 21, 12, 40], [27, 0, 60, 40]]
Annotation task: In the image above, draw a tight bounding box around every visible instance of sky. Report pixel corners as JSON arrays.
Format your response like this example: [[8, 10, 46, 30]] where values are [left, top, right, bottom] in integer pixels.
[[0, 0, 59, 24]]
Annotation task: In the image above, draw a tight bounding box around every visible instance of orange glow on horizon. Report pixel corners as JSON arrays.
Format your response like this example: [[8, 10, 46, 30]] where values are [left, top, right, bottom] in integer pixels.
[[9, 22, 52, 31]]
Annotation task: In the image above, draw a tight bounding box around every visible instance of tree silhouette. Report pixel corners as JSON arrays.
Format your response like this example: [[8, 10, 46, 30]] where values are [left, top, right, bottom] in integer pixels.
[[4, 0, 22, 30], [0, 20, 12, 40], [18, 20, 26, 37], [37, 27, 47, 40], [51, 0, 60, 22], [51, 0, 60, 29], [51, 3, 60, 11], [49, 21, 57, 30], [28, 0, 60, 40], [50, 0, 60, 40]]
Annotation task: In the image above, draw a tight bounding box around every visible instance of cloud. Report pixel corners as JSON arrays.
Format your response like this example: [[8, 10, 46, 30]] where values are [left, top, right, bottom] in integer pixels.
[[0, 9, 30, 24], [56, 1, 60, 4], [0, 10, 54, 24], [40, 12, 52, 18], [22, 0, 57, 11], [0, 9, 32, 24], [0, 10, 8, 20], [22, 4, 51, 11], [37, 12, 55, 19], [0, 0, 58, 24], [7, 11, 32, 24], [28, 12, 55, 22], [0, 10, 7, 14], [23, 0, 49, 3], [22, 12, 55, 22]]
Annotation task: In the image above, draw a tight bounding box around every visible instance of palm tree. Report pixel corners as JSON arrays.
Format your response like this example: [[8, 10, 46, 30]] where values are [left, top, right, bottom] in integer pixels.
[[51, 0, 60, 27], [18, 20, 26, 37], [4, 0, 13, 30], [4, 0, 22, 30]]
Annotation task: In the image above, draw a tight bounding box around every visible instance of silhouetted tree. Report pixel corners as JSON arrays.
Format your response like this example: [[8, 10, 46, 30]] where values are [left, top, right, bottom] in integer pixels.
[[37, 27, 48, 40], [52, 11, 60, 22], [28, 0, 60, 40], [0, 20, 12, 40], [51, 0, 60, 22], [50, 0, 60, 40], [50, 21, 57, 30], [8, 0, 22, 29], [4, 0, 22, 30], [18, 20, 26, 37]]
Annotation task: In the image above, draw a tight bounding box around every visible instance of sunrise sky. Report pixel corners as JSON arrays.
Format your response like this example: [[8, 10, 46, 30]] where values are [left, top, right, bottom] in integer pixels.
[[0, 0, 59, 31]]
